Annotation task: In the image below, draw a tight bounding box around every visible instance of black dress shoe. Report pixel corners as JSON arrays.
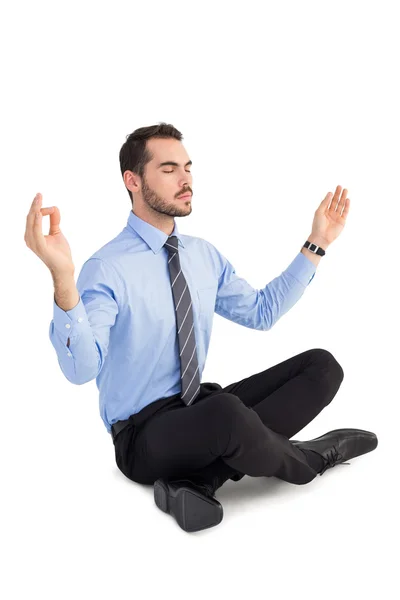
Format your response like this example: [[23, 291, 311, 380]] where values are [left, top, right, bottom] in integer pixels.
[[154, 478, 223, 532], [291, 428, 378, 476]]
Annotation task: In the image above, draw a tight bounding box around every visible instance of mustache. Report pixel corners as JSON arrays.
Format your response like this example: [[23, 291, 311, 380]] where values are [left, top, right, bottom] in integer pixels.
[[177, 190, 192, 198]]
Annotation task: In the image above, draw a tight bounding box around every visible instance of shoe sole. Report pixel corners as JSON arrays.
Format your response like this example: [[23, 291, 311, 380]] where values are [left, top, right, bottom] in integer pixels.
[[154, 479, 223, 532]]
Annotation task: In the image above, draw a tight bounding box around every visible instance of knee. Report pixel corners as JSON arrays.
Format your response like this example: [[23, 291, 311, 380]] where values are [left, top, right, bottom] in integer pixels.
[[308, 349, 344, 409], [309, 348, 344, 383]]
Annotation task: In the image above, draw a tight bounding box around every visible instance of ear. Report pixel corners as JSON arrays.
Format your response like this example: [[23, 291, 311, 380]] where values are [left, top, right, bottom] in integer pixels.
[[124, 170, 140, 193]]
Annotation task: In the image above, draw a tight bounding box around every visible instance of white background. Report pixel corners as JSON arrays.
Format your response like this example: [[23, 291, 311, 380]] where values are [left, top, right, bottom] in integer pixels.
[[2, 0, 399, 598]]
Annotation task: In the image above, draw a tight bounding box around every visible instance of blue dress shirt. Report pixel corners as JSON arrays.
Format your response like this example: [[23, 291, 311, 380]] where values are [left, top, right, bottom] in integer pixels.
[[49, 210, 317, 434]]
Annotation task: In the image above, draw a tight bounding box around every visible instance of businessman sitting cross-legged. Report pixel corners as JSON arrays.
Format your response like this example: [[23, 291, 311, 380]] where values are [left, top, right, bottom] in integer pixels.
[[25, 122, 377, 533]]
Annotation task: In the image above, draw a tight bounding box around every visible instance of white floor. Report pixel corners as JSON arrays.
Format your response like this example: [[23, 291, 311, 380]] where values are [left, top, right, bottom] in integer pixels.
[[3, 393, 395, 600]]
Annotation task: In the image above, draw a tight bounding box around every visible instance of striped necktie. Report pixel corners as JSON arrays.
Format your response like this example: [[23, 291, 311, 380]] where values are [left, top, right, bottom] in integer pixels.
[[164, 235, 201, 406]]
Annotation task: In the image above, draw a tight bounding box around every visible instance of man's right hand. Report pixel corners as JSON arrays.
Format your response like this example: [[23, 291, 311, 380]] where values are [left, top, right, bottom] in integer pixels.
[[24, 193, 75, 278]]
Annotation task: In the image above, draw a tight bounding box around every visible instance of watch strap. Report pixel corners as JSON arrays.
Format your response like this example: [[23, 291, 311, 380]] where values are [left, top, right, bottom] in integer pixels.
[[303, 240, 326, 256]]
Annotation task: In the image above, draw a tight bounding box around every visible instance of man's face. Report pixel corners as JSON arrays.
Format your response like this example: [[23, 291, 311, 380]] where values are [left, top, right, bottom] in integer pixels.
[[139, 138, 193, 217]]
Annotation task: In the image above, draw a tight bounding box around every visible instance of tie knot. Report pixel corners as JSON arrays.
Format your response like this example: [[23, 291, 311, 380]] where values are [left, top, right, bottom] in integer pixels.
[[164, 235, 179, 254]]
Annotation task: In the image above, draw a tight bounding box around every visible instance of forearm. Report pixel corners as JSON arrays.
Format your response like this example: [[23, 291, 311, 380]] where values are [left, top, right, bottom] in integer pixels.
[[53, 272, 80, 311], [52, 272, 80, 347], [300, 234, 330, 267]]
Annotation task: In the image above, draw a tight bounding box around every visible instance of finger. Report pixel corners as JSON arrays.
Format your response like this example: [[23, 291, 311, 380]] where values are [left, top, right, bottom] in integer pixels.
[[31, 201, 48, 253], [48, 205, 61, 235], [329, 185, 342, 210], [26, 193, 41, 228], [41, 207, 55, 217], [317, 191, 333, 213], [341, 197, 350, 218], [26, 194, 57, 246], [337, 188, 348, 214], [25, 193, 43, 246], [31, 205, 56, 252], [34, 207, 56, 232]]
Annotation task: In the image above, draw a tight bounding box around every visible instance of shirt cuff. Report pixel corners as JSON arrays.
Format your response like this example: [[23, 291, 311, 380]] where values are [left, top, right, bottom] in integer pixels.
[[52, 296, 89, 342], [285, 252, 317, 287]]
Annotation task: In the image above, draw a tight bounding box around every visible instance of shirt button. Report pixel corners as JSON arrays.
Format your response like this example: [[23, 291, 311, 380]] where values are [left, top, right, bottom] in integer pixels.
[[77, 317, 83, 323], [67, 352, 72, 357], [65, 323, 71, 329]]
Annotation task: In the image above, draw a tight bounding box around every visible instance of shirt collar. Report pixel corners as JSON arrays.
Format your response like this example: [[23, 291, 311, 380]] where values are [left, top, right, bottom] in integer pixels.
[[126, 210, 185, 254]]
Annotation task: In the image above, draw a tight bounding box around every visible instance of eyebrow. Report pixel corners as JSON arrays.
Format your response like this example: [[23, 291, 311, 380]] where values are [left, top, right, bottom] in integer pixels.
[[157, 160, 192, 168]]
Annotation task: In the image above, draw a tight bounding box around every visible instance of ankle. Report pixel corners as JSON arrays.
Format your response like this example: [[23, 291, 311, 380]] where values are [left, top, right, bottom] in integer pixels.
[[300, 448, 326, 473]]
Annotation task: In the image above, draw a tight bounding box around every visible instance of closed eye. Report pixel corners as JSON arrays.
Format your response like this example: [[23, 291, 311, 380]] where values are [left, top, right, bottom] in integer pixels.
[[163, 170, 191, 174]]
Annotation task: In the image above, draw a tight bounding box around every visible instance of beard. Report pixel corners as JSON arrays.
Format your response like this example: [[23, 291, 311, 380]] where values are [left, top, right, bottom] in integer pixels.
[[141, 176, 192, 217]]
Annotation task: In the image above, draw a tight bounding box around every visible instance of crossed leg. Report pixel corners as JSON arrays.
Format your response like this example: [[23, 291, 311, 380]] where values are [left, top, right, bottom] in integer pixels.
[[182, 347, 344, 487], [128, 348, 344, 487]]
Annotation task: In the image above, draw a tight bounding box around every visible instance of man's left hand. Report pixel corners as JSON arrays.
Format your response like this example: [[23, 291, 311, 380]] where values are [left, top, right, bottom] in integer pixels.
[[310, 185, 350, 247]]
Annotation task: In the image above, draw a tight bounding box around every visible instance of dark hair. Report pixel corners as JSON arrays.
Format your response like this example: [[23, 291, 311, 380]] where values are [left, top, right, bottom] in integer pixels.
[[119, 122, 183, 204]]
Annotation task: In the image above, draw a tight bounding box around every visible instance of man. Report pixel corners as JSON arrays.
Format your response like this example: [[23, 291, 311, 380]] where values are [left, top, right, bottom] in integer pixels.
[[25, 122, 377, 533]]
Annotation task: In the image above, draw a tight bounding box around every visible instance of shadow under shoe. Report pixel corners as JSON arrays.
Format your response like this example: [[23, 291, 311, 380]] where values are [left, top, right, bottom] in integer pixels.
[[291, 427, 378, 476], [154, 478, 223, 532]]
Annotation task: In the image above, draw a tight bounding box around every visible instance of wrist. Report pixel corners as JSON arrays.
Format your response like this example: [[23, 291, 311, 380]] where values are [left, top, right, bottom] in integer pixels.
[[307, 234, 330, 250], [51, 269, 75, 284], [300, 235, 328, 267]]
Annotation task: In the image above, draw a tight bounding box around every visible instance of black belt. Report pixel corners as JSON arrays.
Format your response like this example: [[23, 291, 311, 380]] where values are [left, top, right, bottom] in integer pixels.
[[111, 418, 132, 442], [110, 394, 182, 443], [110, 383, 223, 443]]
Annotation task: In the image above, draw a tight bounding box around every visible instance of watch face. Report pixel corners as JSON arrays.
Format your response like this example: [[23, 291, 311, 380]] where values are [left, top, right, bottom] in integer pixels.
[[309, 243, 317, 252]]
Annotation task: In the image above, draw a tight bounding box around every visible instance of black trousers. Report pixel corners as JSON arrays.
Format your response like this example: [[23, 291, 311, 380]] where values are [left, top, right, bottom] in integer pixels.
[[113, 348, 344, 488]]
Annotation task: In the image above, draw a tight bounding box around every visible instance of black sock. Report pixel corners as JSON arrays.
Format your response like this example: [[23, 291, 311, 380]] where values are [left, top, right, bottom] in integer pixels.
[[299, 448, 326, 473]]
